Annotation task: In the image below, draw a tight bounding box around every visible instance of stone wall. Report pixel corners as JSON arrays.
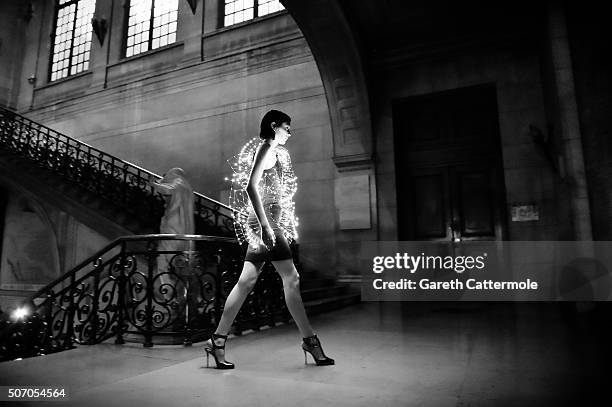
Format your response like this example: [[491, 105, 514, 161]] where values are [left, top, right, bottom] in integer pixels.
[[567, 2, 612, 240], [1, 0, 337, 277], [373, 41, 559, 244], [0, 184, 109, 313], [1, 0, 602, 286]]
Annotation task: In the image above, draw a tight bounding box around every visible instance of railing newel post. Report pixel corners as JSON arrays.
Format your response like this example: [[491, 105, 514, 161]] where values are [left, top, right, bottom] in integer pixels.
[[115, 240, 127, 345], [44, 289, 54, 355], [91, 259, 101, 345], [144, 237, 156, 348], [109, 156, 115, 202], [214, 244, 223, 329], [66, 271, 76, 350], [123, 164, 129, 206], [182, 238, 197, 346], [74, 143, 81, 182], [97, 152, 104, 196]]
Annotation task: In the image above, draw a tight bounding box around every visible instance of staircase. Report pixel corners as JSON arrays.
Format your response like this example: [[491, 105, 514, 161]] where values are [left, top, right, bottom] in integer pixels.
[[301, 276, 360, 316], [0, 150, 142, 237], [0, 106, 235, 238], [0, 106, 360, 356]]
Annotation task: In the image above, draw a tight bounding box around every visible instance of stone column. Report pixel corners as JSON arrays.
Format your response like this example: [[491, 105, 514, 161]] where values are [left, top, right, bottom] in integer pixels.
[[90, 0, 114, 89], [177, 0, 203, 64], [547, 0, 592, 241]]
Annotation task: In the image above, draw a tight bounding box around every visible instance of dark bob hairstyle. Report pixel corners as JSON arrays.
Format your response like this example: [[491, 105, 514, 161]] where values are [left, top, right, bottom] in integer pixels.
[[259, 109, 291, 140]]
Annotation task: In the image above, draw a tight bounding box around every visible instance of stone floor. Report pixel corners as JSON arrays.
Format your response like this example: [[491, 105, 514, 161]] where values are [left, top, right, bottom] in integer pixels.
[[1, 301, 610, 407]]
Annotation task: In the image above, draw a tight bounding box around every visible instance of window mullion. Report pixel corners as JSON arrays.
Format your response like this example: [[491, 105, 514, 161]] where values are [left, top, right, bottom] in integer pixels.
[[148, 0, 155, 52], [68, 1, 79, 75], [49, 3, 60, 82]]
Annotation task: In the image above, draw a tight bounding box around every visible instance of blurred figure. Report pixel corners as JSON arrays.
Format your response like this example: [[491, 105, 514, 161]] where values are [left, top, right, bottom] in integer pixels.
[[150, 168, 195, 300], [152, 167, 195, 237]]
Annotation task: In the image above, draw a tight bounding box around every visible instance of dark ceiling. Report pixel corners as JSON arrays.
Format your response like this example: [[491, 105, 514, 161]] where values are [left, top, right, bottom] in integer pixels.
[[337, 0, 544, 59]]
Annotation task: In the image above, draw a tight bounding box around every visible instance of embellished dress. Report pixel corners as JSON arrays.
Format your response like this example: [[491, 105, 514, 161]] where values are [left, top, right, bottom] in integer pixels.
[[227, 137, 299, 262]]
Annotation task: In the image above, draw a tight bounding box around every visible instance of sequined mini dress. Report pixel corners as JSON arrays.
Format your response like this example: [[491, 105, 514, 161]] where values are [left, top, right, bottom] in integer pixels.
[[244, 155, 293, 263]]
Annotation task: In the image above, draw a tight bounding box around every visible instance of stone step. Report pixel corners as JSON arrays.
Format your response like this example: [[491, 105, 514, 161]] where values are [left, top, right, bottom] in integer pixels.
[[299, 277, 338, 290], [300, 284, 349, 302], [304, 291, 361, 316]]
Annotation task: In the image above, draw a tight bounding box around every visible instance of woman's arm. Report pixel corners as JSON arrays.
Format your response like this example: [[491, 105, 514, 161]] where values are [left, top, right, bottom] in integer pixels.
[[246, 142, 275, 245]]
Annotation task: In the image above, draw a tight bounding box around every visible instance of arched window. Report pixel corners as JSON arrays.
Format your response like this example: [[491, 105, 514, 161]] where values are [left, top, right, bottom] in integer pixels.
[[125, 0, 179, 58], [222, 0, 284, 27], [50, 0, 96, 82]]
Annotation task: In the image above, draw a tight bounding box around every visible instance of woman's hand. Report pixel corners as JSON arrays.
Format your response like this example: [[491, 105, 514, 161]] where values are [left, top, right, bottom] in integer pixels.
[[261, 224, 276, 249]]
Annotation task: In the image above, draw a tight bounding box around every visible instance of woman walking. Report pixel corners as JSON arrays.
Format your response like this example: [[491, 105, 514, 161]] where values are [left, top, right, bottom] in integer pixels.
[[204, 109, 334, 369]]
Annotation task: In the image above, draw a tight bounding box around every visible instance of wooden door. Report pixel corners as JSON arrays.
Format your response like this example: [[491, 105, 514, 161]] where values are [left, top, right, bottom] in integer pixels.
[[393, 84, 508, 242]]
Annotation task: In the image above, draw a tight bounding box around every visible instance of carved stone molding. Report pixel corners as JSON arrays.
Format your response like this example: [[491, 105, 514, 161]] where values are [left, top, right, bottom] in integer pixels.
[[281, 0, 373, 170], [332, 153, 374, 173], [186, 0, 198, 14]]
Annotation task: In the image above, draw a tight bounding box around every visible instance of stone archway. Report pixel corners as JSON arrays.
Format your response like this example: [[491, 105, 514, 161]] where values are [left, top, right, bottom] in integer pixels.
[[281, 1, 377, 277], [281, 0, 373, 172]]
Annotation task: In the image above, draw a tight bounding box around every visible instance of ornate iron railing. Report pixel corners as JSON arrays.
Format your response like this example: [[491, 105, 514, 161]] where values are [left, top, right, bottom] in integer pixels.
[[0, 235, 290, 362], [0, 106, 236, 236]]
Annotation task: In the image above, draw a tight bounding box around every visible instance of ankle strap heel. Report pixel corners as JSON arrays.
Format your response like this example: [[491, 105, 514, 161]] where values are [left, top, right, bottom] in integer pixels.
[[301, 334, 335, 366], [205, 333, 235, 369], [211, 333, 228, 348]]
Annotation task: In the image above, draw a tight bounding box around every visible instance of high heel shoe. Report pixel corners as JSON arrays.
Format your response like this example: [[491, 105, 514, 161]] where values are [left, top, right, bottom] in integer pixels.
[[204, 333, 235, 369], [302, 334, 335, 366]]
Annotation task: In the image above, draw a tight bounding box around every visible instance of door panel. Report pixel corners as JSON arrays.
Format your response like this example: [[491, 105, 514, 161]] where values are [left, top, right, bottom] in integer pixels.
[[393, 84, 507, 242], [452, 165, 496, 240], [409, 168, 450, 240]]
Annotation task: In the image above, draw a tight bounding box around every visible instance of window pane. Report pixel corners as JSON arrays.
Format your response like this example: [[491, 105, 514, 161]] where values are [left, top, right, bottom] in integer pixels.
[[126, 0, 152, 56], [151, 0, 178, 50], [50, 0, 95, 81], [257, 0, 284, 17], [223, 0, 255, 26]]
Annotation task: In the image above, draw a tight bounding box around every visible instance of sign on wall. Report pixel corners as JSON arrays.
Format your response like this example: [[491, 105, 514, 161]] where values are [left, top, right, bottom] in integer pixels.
[[335, 174, 371, 229]]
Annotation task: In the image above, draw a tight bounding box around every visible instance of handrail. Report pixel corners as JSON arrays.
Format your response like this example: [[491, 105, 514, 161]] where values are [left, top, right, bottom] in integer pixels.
[[0, 106, 238, 235], [0, 106, 232, 209], [0, 107, 112, 161], [0, 233, 291, 362], [26, 234, 237, 308], [0, 107, 299, 361], [29, 238, 123, 300]]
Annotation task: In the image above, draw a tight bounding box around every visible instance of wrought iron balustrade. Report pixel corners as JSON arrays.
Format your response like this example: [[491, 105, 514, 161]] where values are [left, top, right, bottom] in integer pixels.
[[0, 234, 290, 362], [0, 106, 237, 236]]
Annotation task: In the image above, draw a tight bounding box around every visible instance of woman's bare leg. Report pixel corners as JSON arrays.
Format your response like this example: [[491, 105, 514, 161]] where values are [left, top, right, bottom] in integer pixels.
[[208, 260, 263, 361], [271, 259, 315, 338], [215, 260, 263, 335]]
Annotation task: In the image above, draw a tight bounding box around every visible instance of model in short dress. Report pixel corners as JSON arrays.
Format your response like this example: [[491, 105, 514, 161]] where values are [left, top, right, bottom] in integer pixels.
[[204, 109, 335, 369]]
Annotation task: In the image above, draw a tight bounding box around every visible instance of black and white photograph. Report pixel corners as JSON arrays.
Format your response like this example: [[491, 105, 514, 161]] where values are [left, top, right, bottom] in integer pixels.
[[0, 1, 611, 406]]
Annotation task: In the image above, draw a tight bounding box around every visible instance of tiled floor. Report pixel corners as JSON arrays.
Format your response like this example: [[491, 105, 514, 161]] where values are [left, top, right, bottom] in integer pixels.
[[1, 301, 610, 406]]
